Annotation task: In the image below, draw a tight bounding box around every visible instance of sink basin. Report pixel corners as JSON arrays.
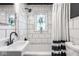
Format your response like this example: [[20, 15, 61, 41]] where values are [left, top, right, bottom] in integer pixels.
[[0, 41, 29, 51], [0, 40, 29, 56]]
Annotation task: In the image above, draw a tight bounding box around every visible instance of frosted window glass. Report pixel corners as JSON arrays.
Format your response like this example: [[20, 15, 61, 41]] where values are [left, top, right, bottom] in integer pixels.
[[36, 14, 47, 32]]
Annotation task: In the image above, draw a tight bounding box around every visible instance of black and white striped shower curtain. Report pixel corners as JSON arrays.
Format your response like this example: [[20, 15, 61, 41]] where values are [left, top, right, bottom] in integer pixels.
[[51, 3, 70, 56]]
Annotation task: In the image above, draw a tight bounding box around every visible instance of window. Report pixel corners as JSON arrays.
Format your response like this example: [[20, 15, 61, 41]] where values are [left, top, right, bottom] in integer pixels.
[[36, 14, 47, 32], [8, 14, 16, 26]]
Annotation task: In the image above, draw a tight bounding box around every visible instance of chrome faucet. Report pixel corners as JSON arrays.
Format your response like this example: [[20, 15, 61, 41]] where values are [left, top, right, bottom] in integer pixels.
[[7, 32, 18, 46]]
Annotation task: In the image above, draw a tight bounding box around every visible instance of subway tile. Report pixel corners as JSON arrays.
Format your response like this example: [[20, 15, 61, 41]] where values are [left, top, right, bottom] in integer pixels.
[[6, 30, 15, 37], [0, 30, 5, 39]]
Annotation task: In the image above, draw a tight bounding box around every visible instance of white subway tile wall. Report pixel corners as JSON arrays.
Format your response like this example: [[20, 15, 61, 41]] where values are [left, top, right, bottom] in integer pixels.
[[70, 16, 79, 44], [0, 30, 5, 38], [26, 5, 52, 52], [0, 5, 15, 39], [18, 4, 27, 40]]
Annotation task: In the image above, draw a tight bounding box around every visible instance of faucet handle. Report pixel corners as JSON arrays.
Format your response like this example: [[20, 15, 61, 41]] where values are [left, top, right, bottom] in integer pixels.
[[5, 40, 13, 46], [5, 41, 10, 46]]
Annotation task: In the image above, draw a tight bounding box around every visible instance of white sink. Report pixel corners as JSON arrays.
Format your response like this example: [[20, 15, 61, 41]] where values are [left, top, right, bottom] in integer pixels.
[[0, 41, 29, 51], [0, 41, 29, 56]]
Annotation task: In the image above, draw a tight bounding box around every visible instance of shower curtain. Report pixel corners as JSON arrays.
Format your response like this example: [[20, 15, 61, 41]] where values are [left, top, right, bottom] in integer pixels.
[[52, 3, 70, 56]]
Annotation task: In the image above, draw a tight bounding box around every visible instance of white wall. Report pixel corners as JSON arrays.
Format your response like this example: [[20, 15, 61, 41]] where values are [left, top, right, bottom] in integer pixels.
[[18, 4, 27, 41], [69, 16, 79, 44], [25, 5, 52, 52], [0, 5, 15, 39], [0, 4, 27, 41]]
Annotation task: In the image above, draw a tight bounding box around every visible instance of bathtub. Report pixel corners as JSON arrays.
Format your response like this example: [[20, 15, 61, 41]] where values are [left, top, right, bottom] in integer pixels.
[[65, 42, 79, 56]]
